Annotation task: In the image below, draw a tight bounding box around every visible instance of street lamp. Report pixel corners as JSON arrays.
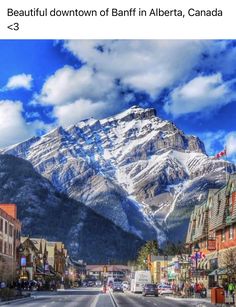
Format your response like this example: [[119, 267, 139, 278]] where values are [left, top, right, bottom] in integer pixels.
[[194, 243, 200, 283]]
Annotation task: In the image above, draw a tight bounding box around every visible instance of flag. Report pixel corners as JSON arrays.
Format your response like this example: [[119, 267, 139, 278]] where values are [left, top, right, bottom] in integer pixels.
[[215, 148, 226, 159]]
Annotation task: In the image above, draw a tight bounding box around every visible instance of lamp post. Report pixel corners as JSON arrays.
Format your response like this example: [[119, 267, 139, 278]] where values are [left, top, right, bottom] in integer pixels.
[[194, 243, 200, 284]]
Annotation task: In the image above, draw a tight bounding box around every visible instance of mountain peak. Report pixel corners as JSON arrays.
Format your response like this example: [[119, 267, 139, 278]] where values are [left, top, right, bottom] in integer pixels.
[[103, 105, 157, 123]]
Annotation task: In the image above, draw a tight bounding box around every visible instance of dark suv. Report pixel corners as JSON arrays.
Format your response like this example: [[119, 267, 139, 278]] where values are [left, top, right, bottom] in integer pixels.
[[142, 284, 158, 297]]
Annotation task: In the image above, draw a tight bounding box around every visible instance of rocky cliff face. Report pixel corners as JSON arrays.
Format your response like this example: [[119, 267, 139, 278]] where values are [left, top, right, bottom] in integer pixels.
[[2, 106, 235, 242], [0, 154, 144, 263]]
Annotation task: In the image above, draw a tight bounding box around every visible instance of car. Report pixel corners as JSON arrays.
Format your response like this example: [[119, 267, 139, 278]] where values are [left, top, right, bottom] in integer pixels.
[[95, 280, 102, 287], [122, 281, 129, 291], [158, 284, 173, 295], [112, 282, 124, 292], [87, 280, 95, 287], [142, 284, 159, 297]]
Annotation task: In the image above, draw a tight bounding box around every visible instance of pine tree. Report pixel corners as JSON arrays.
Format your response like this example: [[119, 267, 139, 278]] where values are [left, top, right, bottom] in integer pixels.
[[136, 240, 158, 269]]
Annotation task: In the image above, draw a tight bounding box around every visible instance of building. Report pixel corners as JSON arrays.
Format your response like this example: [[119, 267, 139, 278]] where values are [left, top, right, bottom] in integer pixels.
[[19, 236, 67, 281], [186, 174, 236, 287], [86, 264, 130, 280], [150, 255, 174, 283], [29, 238, 67, 275], [0, 204, 21, 284]]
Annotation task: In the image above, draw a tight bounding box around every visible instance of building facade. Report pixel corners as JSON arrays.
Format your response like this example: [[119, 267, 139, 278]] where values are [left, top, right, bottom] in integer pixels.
[[19, 236, 67, 281], [0, 204, 21, 284], [86, 264, 130, 280], [186, 174, 236, 287]]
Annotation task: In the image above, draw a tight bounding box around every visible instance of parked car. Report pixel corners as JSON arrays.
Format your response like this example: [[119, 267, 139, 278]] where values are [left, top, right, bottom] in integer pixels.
[[142, 284, 158, 297], [112, 282, 124, 292], [158, 284, 173, 295]]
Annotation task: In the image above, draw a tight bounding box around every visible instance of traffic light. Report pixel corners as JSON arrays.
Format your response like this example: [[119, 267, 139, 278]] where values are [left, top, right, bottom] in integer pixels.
[[103, 265, 107, 273]]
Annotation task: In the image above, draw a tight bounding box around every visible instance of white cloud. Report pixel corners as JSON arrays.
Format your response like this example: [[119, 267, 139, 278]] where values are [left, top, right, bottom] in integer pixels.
[[199, 130, 226, 156], [38, 65, 115, 106], [64, 40, 208, 97], [164, 73, 236, 117], [226, 132, 236, 158], [0, 100, 46, 148], [36, 40, 210, 127], [4, 74, 33, 91], [199, 129, 236, 162], [54, 99, 111, 127]]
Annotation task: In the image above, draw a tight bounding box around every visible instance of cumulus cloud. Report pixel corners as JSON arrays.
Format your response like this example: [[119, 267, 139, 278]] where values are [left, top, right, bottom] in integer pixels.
[[164, 73, 236, 117], [63, 40, 208, 97], [0, 100, 45, 148], [38, 65, 115, 106], [4, 74, 33, 91], [54, 99, 111, 127], [34, 40, 236, 127]]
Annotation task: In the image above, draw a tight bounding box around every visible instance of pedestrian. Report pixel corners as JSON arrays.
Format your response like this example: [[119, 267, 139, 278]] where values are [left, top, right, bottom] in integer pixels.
[[228, 281, 235, 304], [223, 281, 228, 298]]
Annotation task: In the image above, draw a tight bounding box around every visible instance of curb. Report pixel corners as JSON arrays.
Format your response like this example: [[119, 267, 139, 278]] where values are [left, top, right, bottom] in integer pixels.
[[0, 296, 34, 306]]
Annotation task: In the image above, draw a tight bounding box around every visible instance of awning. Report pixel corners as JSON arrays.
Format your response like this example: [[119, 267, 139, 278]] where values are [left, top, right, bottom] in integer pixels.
[[198, 258, 208, 269], [208, 268, 228, 276], [205, 252, 218, 261]]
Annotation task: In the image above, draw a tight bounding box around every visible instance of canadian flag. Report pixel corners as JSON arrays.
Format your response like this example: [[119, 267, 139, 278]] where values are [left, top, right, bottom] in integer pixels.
[[215, 148, 226, 159]]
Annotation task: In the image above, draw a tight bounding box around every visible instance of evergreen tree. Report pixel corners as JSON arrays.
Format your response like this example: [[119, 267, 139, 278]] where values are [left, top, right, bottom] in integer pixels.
[[136, 240, 158, 269]]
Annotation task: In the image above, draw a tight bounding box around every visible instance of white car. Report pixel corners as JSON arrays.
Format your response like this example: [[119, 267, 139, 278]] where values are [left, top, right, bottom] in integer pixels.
[[122, 281, 129, 291], [158, 284, 173, 295]]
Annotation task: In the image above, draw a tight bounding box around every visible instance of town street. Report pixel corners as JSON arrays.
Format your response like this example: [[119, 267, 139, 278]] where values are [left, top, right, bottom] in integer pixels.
[[0, 288, 214, 307]]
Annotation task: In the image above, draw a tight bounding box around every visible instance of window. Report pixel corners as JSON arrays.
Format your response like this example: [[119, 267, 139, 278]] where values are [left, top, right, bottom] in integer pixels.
[[222, 228, 226, 242], [8, 243, 12, 256], [5, 221, 8, 234], [9, 225, 13, 237], [229, 225, 234, 240], [217, 196, 221, 215], [0, 239, 3, 253], [4, 242, 7, 254], [0, 218, 3, 232]]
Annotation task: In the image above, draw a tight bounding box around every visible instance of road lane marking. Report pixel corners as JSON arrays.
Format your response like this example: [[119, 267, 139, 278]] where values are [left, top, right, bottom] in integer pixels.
[[109, 289, 119, 307], [90, 292, 100, 307]]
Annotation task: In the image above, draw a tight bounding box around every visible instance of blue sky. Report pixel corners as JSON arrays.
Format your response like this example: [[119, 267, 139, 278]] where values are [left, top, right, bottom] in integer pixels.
[[0, 40, 236, 161]]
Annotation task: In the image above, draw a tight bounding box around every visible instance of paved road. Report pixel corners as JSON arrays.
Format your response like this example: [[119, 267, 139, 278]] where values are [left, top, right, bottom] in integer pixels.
[[1, 288, 113, 307], [1, 288, 214, 307], [112, 291, 214, 307]]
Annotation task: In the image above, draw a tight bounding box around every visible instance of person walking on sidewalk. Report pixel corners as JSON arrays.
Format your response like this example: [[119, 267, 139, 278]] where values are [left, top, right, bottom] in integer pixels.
[[228, 281, 235, 304]]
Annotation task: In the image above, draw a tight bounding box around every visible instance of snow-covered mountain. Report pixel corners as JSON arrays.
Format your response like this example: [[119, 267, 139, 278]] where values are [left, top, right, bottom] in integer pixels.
[[0, 154, 144, 263], [3, 106, 235, 242]]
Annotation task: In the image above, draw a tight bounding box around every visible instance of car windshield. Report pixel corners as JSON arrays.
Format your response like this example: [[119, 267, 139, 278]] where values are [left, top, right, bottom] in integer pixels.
[[146, 284, 156, 288]]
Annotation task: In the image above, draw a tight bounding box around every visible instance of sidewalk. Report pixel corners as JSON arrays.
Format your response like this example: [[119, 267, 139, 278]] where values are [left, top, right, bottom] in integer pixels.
[[165, 295, 215, 306]]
